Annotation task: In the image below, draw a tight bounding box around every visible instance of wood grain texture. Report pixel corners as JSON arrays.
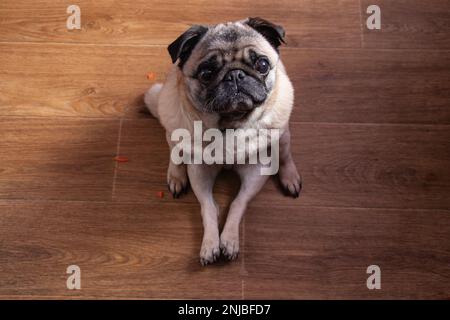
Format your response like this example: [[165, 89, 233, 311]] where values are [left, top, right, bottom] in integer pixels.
[[0, 43, 168, 118], [283, 123, 450, 210], [2, 44, 449, 123], [361, 0, 450, 49], [1, 0, 449, 300], [0, 118, 118, 201], [284, 48, 450, 124], [2, 200, 448, 299], [243, 205, 450, 299], [112, 119, 450, 210], [0, 200, 242, 299], [0, 0, 361, 48]]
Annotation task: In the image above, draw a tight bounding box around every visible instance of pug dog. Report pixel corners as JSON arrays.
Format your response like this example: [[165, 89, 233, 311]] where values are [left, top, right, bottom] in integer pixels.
[[144, 17, 301, 265]]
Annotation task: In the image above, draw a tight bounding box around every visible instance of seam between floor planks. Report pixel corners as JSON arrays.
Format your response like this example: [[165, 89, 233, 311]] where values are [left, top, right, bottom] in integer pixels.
[[0, 199, 449, 213], [111, 118, 124, 201], [1, 41, 450, 52], [0, 41, 357, 50], [2, 115, 450, 127]]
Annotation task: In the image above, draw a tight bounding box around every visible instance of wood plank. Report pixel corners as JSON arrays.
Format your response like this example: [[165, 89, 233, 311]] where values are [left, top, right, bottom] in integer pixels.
[[0, 43, 168, 118], [113, 120, 450, 210], [0, 200, 242, 298], [269, 122, 450, 209], [2, 44, 449, 124], [0, 117, 118, 201], [243, 205, 450, 299], [360, 0, 450, 49], [284, 48, 450, 124], [0, 0, 361, 48]]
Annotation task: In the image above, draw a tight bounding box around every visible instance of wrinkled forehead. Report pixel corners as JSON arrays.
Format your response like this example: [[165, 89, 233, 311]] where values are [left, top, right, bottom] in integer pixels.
[[184, 22, 278, 71]]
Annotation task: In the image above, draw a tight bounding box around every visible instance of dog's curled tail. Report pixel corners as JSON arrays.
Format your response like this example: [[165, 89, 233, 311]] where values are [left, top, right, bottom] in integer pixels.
[[144, 83, 162, 119]]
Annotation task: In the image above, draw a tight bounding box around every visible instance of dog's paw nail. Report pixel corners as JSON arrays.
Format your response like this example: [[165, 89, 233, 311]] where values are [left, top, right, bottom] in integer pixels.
[[219, 238, 239, 261], [279, 165, 302, 198], [282, 182, 301, 198], [200, 241, 220, 266], [167, 175, 189, 199]]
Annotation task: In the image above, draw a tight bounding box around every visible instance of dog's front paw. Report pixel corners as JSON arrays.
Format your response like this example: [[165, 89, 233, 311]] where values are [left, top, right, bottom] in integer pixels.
[[278, 161, 302, 198], [167, 163, 189, 198], [220, 231, 240, 261], [200, 237, 220, 266]]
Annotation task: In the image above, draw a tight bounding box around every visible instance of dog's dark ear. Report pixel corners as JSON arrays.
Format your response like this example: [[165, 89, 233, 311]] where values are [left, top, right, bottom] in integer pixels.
[[167, 25, 208, 67], [245, 17, 285, 50]]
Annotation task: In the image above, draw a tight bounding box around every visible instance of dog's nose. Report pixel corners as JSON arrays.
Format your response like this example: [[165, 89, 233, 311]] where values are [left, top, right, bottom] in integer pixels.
[[224, 69, 246, 83]]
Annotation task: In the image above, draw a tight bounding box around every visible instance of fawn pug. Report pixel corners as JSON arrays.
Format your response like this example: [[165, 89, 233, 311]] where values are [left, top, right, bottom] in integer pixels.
[[145, 17, 301, 265]]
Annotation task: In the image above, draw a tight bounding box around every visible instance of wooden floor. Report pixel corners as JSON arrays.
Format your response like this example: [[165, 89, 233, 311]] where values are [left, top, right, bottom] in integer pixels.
[[0, 0, 450, 299]]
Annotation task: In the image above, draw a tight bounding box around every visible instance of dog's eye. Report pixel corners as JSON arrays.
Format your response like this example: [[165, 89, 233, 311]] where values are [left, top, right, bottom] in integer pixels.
[[198, 69, 213, 83], [255, 58, 270, 74]]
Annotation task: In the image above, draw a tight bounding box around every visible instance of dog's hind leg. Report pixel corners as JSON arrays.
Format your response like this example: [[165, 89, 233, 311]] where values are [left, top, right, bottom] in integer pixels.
[[278, 127, 302, 198], [166, 132, 189, 198]]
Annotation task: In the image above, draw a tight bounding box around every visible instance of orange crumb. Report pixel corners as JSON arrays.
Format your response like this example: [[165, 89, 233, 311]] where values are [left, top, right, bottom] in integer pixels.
[[146, 72, 156, 81], [114, 155, 129, 163]]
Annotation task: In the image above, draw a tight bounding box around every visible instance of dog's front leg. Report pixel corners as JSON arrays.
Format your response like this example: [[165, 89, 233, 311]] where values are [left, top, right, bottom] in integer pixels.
[[220, 164, 269, 260], [187, 164, 222, 265]]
